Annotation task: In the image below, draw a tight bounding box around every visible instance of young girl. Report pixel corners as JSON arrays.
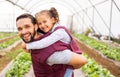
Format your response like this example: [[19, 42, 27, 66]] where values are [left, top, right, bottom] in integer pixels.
[[23, 7, 86, 77]]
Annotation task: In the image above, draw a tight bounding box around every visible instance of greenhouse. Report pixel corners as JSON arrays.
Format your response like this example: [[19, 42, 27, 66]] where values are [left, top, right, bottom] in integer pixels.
[[0, 0, 120, 77]]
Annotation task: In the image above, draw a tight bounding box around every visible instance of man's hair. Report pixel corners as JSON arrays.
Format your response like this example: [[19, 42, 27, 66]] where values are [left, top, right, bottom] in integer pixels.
[[16, 13, 37, 25]]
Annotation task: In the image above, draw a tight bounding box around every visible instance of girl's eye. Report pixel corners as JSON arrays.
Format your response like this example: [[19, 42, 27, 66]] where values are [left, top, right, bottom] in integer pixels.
[[38, 23, 41, 25], [43, 21, 46, 23]]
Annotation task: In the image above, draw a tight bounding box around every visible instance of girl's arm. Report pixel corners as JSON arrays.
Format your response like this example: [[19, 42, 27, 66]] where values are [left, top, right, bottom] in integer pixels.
[[26, 29, 70, 49], [68, 52, 87, 69], [47, 49, 87, 69]]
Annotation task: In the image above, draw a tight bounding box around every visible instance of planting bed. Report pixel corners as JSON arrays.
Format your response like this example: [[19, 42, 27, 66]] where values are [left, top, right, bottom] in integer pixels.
[[0, 40, 22, 72], [0, 33, 118, 77], [0, 35, 18, 43], [76, 39, 120, 77], [0, 34, 22, 72]]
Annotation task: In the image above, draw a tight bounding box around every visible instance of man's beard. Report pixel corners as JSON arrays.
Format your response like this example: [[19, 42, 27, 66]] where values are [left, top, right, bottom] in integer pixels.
[[22, 29, 36, 43], [22, 34, 34, 43]]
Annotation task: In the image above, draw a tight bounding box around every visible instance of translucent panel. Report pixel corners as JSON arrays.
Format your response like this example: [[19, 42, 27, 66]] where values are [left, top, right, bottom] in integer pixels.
[[2, 0, 112, 14], [16, 0, 30, 6], [0, 0, 120, 38], [3, 0, 94, 14], [0, 0, 6, 2]]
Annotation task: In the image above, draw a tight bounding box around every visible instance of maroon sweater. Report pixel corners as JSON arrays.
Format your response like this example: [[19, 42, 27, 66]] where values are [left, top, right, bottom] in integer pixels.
[[31, 26, 82, 77]]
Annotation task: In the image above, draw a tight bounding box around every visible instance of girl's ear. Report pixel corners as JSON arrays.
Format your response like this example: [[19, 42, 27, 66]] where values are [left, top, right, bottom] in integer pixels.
[[51, 17, 56, 24]]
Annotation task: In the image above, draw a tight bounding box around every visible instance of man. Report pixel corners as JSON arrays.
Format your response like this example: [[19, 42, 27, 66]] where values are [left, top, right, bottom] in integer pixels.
[[16, 13, 73, 77], [16, 13, 86, 77]]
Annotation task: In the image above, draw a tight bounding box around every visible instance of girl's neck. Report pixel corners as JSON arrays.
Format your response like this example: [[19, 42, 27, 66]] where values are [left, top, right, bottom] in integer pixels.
[[34, 32, 41, 39], [51, 23, 60, 32]]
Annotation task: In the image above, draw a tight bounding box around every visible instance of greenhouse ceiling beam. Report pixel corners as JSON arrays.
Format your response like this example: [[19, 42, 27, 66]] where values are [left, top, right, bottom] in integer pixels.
[[0, 0, 6, 4], [5, 0, 30, 12], [31, 2, 73, 14], [88, 0, 114, 36], [73, 0, 101, 34], [112, 0, 120, 12], [28, 0, 77, 15], [73, 0, 109, 14], [23, 0, 32, 8], [16, 0, 20, 4]]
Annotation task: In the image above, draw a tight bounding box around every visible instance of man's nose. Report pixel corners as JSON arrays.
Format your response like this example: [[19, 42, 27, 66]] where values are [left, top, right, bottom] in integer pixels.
[[21, 28, 27, 34]]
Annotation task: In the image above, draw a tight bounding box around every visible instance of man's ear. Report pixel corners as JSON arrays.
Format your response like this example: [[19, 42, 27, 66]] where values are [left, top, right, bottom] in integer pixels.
[[35, 24, 38, 31]]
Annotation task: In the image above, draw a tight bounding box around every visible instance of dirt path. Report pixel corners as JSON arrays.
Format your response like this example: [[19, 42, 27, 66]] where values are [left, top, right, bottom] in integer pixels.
[[0, 40, 22, 72], [0, 35, 18, 43], [74, 69, 86, 77]]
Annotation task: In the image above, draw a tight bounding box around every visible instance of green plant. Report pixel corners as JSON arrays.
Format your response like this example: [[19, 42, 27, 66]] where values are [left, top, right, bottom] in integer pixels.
[[81, 53, 115, 77], [6, 51, 32, 77], [74, 34, 120, 61]]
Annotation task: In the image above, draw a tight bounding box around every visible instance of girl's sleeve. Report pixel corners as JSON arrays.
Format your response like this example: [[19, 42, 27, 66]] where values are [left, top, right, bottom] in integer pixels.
[[26, 29, 68, 49], [47, 49, 72, 65]]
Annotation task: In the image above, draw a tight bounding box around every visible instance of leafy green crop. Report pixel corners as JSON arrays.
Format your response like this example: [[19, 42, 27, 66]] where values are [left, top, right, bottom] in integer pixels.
[[74, 34, 120, 61], [0, 32, 17, 39], [0, 36, 20, 50], [81, 53, 115, 77], [6, 51, 32, 77]]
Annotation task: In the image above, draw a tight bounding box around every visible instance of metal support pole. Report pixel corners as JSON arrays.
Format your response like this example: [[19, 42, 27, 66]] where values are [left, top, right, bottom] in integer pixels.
[[108, 0, 113, 48]]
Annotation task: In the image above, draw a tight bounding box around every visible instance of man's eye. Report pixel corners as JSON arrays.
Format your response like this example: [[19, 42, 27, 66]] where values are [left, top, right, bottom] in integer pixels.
[[25, 25, 31, 29], [18, 28, 22, 31]]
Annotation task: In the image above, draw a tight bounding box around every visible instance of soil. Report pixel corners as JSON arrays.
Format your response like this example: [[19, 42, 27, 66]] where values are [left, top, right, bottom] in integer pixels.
[[76, 39, 120, 77], [0, 35, 18, 43], [0, 42, 22, 72], [1, 36, 120, 77]]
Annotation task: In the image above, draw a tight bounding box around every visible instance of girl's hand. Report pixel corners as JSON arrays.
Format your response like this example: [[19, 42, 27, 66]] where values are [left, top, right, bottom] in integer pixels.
[[24, 49, 31, 53], [22, 42, 26, 49], [22, 42, 31, 53]]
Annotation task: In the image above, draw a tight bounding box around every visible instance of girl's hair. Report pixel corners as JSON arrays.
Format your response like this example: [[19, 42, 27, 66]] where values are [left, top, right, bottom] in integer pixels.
[[35, 7, 59, 23]]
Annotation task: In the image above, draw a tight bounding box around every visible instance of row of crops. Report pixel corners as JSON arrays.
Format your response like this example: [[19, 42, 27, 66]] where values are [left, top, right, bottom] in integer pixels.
[[5, 51, 115, 77], [0, 32, 118, 77], [81, 53, 114, 77], [0, 32, 20, 51], [74, 34, 120, 62], [0, 32, 23, 76], [0, 36, 20, 50], [6, 50, 32, 77], [0, 32, 17, 39]]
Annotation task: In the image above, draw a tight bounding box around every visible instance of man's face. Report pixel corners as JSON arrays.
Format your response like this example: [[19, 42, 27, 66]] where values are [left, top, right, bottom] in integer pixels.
[[16, 18, 37, 43]]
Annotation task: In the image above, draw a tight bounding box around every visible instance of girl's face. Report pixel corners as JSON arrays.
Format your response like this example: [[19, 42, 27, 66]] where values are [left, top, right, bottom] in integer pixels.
[[36, 14, 55, 33]]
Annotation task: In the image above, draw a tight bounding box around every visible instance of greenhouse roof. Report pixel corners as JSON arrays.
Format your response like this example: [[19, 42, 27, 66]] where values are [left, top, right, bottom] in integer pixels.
[[0, 0, 120, 38], [3, 0, 109, 14]]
